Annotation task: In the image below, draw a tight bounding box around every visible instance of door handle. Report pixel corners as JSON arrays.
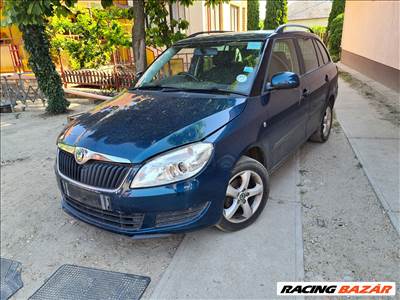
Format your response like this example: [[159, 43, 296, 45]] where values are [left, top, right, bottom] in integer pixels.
[[300, 89, 309, 104], [302, 89, 310, 98], [325, 74, 329, 82]]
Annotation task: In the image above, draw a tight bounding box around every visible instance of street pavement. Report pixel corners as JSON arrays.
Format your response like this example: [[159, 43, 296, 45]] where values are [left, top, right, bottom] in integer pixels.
[[335, 77, 400, 234], [151, 156, 304, 299]]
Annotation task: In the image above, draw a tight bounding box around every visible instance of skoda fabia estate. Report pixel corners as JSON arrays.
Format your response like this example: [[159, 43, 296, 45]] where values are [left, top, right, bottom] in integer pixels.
[[56, 25, 338, 236]]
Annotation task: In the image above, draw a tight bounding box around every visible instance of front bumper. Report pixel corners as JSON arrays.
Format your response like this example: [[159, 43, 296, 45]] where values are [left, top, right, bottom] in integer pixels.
[[56, 155, 229, 236]]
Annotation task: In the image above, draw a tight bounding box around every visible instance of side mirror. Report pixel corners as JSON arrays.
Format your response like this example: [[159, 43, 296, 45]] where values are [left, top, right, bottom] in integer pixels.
[[269, 71, 300, 90]]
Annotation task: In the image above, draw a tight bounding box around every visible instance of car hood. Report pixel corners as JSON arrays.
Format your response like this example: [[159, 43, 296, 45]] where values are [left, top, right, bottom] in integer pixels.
[[59, 90, 246, 163]]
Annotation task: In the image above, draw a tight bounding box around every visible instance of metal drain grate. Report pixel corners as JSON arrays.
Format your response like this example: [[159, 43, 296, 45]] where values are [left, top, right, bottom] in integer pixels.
[[29, 264, 150, 300], [0, 258, 23, 300]]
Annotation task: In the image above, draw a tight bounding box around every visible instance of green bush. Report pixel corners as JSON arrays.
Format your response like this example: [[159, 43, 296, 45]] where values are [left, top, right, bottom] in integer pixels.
[[48, 7, 131, 70], [328, 13, 344, 62], [247, 0, 259, 30], [310, 26, 326, 40], [326, 0, 345, 34]]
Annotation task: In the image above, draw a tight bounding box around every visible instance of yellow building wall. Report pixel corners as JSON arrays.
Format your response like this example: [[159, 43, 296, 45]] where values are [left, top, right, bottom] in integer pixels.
[[0, 13, 30, 73], [221, 1, 247, 31], [341, 0, 400, 70]]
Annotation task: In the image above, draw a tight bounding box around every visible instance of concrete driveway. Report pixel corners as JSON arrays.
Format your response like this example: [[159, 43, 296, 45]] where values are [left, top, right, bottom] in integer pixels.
[[0, 103, 183, 299], [152, 156, 304, 299]]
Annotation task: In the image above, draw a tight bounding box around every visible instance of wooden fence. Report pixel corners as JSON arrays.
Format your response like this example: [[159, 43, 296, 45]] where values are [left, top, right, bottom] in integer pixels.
[[61, 70, 136, 91]]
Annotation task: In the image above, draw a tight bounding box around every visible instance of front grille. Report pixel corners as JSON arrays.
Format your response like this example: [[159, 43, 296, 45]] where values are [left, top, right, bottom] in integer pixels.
[[58, 150, 130, 190], [64, 196, 144, 230], [155, 203, 209, 227]]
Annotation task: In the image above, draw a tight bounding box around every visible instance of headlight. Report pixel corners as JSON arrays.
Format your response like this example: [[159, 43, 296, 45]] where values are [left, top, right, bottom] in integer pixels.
[[131, 142, 214, 188]]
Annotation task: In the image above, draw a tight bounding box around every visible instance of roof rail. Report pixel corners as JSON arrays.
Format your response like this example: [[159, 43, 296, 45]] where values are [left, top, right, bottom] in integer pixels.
[[186, 31, 232, 38], [275, 24, 314, 34]]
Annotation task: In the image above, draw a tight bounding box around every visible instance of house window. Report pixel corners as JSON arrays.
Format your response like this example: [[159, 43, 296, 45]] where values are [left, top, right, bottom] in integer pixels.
[[207, 4, 222, 31], [230, 5, 239, 31]]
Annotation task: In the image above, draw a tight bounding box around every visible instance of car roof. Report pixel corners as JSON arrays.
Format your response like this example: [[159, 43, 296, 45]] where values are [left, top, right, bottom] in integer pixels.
[[174, 30, 319, 46], [174, 30, 274, 45]]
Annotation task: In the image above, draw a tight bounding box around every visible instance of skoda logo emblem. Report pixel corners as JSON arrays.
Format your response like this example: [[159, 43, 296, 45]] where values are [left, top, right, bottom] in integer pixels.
[[75, 147, 88, 164]]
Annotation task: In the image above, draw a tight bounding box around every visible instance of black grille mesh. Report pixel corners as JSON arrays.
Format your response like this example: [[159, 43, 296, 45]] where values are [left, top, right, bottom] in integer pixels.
[[155, 203, 208, 227], [65, 196, 144, 230], [58, 149, 130, 189]]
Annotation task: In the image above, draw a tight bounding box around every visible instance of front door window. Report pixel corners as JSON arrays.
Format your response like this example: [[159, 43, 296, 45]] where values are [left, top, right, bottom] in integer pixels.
[[266, 39, 300, 83]]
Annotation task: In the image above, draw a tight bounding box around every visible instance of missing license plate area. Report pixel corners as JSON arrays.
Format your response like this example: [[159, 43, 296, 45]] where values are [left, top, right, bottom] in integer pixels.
[[62, 180, 111, 210]]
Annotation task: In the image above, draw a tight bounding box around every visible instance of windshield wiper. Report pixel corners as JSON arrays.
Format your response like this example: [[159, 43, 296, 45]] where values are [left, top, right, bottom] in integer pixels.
[[132, 85, 183, 91], [162, 87, 247, 96], [132, 85, 247, 96], [133, 85, 164, 90]]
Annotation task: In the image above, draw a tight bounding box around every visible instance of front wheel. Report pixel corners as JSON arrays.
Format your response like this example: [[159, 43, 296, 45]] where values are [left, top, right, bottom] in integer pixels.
[[309, 103, 333, 143], [216, 156, 269, 232]]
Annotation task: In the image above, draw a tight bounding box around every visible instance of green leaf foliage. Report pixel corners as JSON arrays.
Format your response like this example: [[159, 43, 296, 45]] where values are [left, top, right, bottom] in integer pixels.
[[264, 0, 287, 30], [247, 0, 260, 30], [100, 0, 226, 48], [326, 0, 345, 33], [3, 0, 76, 113], [21, 24, 70, 113], [328, 13, 344, 62], [144, 0, 191, 48], [47, 6, 132, 69], [324, 0, 345, 61], [310, 25, 326, 40]]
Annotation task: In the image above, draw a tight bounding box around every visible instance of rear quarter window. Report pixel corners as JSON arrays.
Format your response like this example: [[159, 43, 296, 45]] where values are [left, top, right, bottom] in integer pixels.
[[313, 39, 324, 66], [315, 39, 331, 64], [298, 38, 319, 73]]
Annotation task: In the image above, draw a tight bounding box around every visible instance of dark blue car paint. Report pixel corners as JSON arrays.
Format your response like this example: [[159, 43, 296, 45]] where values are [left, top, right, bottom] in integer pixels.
[[56, 31, 338, 236]]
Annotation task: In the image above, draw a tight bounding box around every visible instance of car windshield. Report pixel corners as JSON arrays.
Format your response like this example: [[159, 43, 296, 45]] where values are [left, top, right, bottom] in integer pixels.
[[135, 40, 265, 95]]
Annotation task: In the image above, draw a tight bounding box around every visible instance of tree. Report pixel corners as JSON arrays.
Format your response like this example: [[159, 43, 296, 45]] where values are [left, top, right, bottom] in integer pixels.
[[48, 7, 131, 70], [325, 0, 345, 60], [264, 0, 287, 30], [3, 0, 76, 114], [247, 0, 260, 30], [326, 0, 345, 35], [102, 0, 226, 74], [131, 0, 147, 73], [328, 13, 344, 62]]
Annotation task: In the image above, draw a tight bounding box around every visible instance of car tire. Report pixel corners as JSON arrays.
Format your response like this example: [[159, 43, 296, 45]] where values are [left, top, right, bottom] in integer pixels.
[[309, 102, 333, 143], [216, 156, 270, 232]]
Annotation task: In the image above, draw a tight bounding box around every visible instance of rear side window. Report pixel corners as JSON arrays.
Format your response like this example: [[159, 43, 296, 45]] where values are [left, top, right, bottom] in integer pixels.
[[315, 39, 330, 64], [313, 39, 324, 66], [266, 39, 300, 82], [298, 38, 319, 73]]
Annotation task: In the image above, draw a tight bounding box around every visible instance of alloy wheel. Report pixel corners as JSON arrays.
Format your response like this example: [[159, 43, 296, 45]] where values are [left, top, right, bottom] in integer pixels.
[[322, 105, 332, 138], [223, 170, 264, 223]]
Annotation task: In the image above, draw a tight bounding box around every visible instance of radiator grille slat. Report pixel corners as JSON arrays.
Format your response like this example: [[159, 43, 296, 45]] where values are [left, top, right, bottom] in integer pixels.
[[58, 150, 130, 190], [65, 196, 144, 230]]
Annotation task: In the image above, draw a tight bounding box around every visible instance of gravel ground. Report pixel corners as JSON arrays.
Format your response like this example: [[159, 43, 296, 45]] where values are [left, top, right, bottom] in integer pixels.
[[0, 102, 182, 299], [299, 121, 400, 290]]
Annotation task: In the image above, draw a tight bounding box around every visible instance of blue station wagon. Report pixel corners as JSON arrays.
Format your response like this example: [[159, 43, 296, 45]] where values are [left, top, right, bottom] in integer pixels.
[[56, 25, 338, 236]]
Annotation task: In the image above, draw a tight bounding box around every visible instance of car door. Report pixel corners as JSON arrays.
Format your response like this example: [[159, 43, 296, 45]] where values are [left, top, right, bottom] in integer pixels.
[[297, 37, 329, 137], [260, 38, 307, 168]]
